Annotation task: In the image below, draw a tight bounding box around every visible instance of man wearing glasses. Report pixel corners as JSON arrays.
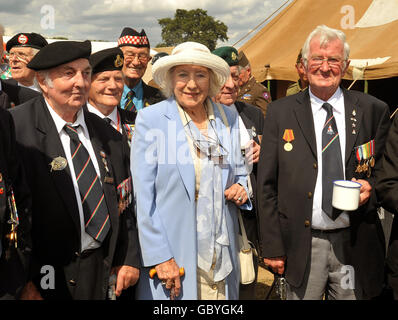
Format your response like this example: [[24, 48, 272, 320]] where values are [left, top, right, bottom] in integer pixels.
[[257, 25, 390, 300], [117, 27, 164, 114]]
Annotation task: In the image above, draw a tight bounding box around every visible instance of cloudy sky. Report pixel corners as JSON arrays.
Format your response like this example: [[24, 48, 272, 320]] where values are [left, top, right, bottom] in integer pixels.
[[0, 0, 292, 47]]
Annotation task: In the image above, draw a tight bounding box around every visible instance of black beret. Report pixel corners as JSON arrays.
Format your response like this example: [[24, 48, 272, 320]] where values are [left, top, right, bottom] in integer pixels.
[[89, 47, 124, 75], [6, 32, 48, 52], [118, 27, 150, 48], [151, 52, 168, 65], [27, 40, 91, 71], [212, 46, 239, 66]]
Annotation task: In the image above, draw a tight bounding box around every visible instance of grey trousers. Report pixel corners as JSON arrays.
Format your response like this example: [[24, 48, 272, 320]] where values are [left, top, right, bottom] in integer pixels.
[[287, 228, 363, 300]]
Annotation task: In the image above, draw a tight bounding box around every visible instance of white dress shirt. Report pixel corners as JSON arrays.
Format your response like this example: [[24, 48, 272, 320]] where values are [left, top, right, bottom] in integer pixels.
[[309, 87, 350, 230], [45, 100, 102, 251], [87, 103, 122, 134]]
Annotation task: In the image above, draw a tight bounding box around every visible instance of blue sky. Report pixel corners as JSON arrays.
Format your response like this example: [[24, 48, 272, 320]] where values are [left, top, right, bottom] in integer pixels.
[[0, 0, 292, 47]]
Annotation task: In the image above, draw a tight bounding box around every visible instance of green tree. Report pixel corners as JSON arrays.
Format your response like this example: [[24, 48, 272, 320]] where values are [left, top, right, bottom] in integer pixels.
[[157, 8, 228, 51]]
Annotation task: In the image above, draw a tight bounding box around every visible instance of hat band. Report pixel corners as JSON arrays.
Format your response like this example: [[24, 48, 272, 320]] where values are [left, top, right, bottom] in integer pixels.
[[118, 35, 149, 47]]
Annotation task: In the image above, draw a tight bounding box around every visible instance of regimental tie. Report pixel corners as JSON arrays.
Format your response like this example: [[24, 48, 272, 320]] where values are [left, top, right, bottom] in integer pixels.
[[124, 90, 137, 113], [64, 124, 110, 242], [321, 103, 344, 220]]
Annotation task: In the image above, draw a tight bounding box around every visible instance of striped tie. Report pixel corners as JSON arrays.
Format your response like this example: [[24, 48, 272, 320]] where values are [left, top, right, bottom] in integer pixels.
[[64, 124, 110, 242], [124, 90, 136, 112], [322, 103, 344, 220]]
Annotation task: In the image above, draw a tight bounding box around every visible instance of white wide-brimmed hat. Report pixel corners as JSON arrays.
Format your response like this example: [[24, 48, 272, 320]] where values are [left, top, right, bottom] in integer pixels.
[[152, 42, 230, 92]]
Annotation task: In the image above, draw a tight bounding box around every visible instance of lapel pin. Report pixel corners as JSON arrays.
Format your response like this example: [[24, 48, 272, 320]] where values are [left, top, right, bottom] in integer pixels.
[[49, 156, 67, 172]]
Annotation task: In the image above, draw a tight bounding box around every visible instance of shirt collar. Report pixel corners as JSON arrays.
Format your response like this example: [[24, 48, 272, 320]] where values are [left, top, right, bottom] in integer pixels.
[[309, 86, 343, 115], [86, 103, 118, 125], [45, 98, 88, 136]]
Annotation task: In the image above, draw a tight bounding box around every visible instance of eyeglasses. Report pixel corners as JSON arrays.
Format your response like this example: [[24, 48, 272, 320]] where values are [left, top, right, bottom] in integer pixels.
[[309, 56, 344, 68], [191, 135, 229, 159], [124, 53, 150, 63], [8, 52, 31, 63]]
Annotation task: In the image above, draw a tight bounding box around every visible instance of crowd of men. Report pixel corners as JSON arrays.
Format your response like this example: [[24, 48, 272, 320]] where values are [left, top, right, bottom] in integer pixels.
[[0, 22, 398, 301]]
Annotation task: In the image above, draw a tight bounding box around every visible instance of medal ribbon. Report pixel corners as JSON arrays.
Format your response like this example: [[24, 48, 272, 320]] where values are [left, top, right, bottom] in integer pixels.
[[283, 129, 294, 142]]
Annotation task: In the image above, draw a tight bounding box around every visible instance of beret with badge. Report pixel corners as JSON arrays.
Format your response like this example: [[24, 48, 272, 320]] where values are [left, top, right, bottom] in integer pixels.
[[27, 40, 91, 71], [118, 27, 150, 48], [6, 32, 48, 52], [212, 46, 239, 66], [89, 47, 124, 75]]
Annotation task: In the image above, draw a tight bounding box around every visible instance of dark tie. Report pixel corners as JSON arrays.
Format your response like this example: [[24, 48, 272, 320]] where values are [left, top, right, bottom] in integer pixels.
[[124, 90, 136, 112], [64, 124, 110, 242], [104, 117, 112, 125], [322, 103, 344, 220]]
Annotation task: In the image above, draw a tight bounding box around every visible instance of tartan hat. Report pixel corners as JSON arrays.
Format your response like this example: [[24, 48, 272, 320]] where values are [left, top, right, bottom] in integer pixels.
[[118, 27, 150, 48], [6, 32, 48, 52], [89, 47, 124, 75], [27, 40, 91, 71], [212, 46, 239, 66]]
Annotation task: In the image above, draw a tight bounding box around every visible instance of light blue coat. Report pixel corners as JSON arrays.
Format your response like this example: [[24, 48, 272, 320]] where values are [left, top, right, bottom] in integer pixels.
[[131, 97, 251, 300]]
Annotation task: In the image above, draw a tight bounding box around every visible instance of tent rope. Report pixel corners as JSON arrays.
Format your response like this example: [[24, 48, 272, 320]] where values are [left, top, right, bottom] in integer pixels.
[[233, 0, 292, 47]]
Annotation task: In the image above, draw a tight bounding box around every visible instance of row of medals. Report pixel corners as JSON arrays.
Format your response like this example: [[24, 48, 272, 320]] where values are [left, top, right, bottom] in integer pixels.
[[355, 156, 375, 178]]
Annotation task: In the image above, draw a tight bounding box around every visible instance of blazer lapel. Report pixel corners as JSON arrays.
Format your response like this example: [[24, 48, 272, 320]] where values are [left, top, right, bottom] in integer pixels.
[[343, 89, 361, 165], [165, 99, 196, 202], [35, 99, 81, 235], [294, 91, 317, 159]]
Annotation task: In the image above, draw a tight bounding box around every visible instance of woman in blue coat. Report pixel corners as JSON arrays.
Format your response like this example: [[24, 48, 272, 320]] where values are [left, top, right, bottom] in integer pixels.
[[131, 42, 251, 300]]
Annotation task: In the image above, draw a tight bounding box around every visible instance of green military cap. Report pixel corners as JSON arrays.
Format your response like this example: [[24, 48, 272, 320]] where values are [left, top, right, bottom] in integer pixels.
[[212, 46, 239, 66], [238, 51, 250, 67]]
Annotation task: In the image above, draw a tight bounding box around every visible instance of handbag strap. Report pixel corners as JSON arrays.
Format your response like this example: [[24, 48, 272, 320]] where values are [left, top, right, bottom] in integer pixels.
[[238, 210, 251, 251]]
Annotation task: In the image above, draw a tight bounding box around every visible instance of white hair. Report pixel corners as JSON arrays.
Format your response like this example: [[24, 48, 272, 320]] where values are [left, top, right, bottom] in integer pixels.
[[161, 66, 221, 98], [34, 70, 54, 92], [302, 25, 350, 69]]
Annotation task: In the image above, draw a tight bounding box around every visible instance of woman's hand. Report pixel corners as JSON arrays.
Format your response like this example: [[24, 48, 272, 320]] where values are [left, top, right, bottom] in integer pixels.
[[225, 183, 248, 206], [155, 258, 181, 297]]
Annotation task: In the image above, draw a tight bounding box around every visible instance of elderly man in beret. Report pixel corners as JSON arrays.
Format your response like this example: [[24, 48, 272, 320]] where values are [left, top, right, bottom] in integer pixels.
[[237, 51, 271, 117], [0, 31, 42, 108], [10, 40, 140, 300], [117, 27, 164, 113], [213, 46, 264, 299], [6, 33, 47, 91], [87, 47, 136, 145]]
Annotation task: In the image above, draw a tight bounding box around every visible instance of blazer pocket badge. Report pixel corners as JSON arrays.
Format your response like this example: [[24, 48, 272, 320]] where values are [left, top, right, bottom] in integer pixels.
[[354, 139, 375, 177], [49, 156, 67, 172], [283, 129, 294, 152], [117, 176, 133, 215]]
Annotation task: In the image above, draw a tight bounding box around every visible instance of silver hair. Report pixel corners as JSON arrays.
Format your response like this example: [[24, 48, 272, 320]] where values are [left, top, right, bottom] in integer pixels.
[[301, 25, 350, 70], [34, 70, 54, 92], [161, 66, 221, 98]]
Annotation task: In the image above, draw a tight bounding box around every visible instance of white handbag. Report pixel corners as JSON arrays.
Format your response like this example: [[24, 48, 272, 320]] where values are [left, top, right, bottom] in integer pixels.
[[238, 210, 256, 285]]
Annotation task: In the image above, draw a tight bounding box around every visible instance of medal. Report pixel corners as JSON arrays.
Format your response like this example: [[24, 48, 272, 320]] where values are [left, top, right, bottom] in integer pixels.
[[282, 129, 294, 152], [284, 142, 293, 152], [370, 156, 375, 168], [49, 156, 67, 172]]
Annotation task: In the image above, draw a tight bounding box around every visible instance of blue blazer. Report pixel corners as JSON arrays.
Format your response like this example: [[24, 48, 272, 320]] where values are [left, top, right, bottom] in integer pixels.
[[131, 97, 251, 300]]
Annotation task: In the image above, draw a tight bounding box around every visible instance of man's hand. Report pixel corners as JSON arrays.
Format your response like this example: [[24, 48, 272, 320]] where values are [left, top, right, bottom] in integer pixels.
[[111, 265, 140, 297], [19, 281, 43, 300], [263, 256, 286, 275], [351, 178, 371, 206], [245, 140, 261, 165]]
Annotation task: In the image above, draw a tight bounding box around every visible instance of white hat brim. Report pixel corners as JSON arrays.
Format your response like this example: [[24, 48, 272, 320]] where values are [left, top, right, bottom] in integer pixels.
[[152, 49, 230, 92]]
